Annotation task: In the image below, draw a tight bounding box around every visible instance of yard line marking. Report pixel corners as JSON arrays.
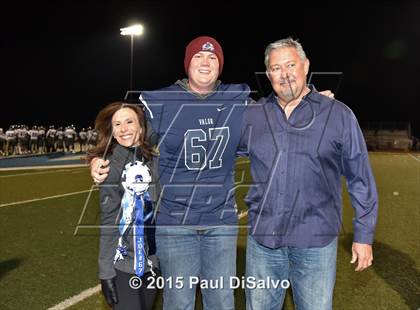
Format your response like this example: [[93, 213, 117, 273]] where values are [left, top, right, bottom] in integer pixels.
[[0, 164, 87, 171], [47, 284, 101, 310], [0, 167, 87, 178], [0, 188, 98, 208], [408, 153, 420, 162]]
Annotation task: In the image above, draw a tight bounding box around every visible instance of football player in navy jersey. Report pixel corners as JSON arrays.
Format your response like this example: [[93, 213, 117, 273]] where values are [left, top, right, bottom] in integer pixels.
[[46, 125, 57, 153]]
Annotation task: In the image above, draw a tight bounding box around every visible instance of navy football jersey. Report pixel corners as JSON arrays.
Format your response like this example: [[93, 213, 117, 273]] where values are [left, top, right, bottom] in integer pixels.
[[141, 81, 250, 225]]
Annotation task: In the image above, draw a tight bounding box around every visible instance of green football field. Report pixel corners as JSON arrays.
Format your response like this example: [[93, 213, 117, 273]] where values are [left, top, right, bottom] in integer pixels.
[[0, 152, 419, 310]]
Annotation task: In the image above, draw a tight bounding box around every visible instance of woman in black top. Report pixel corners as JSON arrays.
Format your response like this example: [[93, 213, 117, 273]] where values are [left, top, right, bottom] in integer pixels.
[[87, 102, 159, 310]]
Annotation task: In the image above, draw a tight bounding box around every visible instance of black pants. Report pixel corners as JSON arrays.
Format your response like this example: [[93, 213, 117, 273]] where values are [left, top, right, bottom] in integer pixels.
[[113, 269, 158, 310]]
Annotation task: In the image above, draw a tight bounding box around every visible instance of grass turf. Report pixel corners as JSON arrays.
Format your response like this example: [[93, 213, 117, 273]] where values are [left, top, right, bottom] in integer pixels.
[[0, 153, 419, 309]]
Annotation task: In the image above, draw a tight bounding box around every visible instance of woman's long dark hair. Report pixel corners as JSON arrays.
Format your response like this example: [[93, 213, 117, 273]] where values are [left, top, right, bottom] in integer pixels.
[[86, 101, 153, 163]]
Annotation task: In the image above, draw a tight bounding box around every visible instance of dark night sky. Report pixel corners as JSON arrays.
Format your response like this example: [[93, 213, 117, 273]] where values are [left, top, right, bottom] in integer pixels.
[[1, 1, 419, 136]]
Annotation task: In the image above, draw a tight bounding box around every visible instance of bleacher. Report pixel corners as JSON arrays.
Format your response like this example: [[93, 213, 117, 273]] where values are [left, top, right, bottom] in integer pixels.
[[362, 122, 414, 151]]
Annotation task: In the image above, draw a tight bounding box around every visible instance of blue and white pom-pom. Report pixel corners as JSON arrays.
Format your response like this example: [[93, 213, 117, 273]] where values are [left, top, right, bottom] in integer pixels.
[[121, 161, 152, 195]]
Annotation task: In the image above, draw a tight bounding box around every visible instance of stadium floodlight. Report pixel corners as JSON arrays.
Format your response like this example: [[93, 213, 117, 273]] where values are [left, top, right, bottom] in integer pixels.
[[120, 24, 144, 91], [120, 24, 144, 36]]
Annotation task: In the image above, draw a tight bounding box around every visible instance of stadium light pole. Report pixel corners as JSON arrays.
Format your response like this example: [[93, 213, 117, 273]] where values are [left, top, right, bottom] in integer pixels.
[[120, 24, 144, 91]]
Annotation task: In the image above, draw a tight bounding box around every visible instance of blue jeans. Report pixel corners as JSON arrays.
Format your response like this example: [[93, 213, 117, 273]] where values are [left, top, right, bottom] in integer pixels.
[[156, 225, 238, 310], [245, 236, 337, 310]]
